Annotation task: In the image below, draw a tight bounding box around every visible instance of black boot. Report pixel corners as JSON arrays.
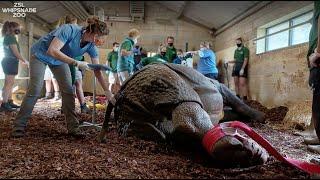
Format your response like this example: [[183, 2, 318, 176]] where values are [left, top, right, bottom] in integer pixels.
[[1, 102, 15, 112], [8, 99, 20, 108]]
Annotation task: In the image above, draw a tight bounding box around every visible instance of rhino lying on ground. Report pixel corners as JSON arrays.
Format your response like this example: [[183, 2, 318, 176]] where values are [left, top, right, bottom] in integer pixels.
[[98, 63, 269, 168]]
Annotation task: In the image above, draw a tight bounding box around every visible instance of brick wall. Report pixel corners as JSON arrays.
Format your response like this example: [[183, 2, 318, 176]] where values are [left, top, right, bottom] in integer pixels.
[[214, 1, 314, 108]]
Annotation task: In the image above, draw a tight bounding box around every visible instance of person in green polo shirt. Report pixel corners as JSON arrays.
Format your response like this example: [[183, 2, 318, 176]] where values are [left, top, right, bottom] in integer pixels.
[[165, 36, 177, 63], [153, 45, 169, 61], [117, 28, 140, 84], [1, 21, 28, 112], [107, 42, 120, 93], [227, 37, 249, 100], [301, 1, 320, 154], [136, 56, 167, 70]]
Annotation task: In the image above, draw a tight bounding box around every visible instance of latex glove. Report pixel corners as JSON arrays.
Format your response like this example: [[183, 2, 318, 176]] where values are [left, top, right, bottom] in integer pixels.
[[105, 90, 116, 105], [21, 60, 29, 67], [309, 53, 320, 68], [239, 69, 244, 76], [76, 61, 89, 71]]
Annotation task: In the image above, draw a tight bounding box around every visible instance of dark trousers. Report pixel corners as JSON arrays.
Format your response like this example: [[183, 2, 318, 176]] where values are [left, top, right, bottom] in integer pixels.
[[310, 67, 320, 140]]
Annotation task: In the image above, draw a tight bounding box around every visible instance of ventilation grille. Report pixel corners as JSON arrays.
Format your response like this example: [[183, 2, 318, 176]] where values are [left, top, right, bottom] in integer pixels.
[[130, 1, 144, 21]]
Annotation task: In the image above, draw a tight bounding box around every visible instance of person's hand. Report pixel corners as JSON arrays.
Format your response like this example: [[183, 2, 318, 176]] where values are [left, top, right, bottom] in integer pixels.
[[239, 69, 244, 76], [104, 90, 113, 100], [21, 59, 29, 67], [76, 61, 89, 71], [309, 53, 320, 68]]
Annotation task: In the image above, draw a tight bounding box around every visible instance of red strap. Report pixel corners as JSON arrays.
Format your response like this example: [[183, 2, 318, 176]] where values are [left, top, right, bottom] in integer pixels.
[[228, 121, 320, 175], [202, 125, 225, 154]]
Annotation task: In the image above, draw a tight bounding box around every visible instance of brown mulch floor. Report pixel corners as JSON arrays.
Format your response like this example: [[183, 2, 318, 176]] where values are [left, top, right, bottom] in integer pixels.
[[0, 98, 317, 179]]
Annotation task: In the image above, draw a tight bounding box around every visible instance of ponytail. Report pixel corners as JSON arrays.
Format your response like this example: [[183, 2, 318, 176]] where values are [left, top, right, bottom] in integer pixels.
[[85, 16, 109, 35], [1, 21, 20, 36]]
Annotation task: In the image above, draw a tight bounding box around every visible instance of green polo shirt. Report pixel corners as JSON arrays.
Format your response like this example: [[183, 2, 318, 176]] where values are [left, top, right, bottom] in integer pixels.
[[153, 54, 168, 62], [107, 50, 118, 73], [234, 46, 249, 64], [165, 46, 177, 63], [307, 1, 320, 63], [140, 57, 167, 66], [3, 35, 20, 59]]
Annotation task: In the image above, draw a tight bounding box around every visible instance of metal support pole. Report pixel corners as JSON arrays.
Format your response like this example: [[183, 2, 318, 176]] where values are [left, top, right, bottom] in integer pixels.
[[92, 76, 96, 123], [79, 72, 102, 130]]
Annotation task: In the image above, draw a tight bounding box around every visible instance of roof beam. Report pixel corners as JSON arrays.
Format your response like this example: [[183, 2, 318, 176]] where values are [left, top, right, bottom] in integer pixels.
[[214, 1, 272, 36], [179, 15, 212, 30], [176, 1, 188, 19]]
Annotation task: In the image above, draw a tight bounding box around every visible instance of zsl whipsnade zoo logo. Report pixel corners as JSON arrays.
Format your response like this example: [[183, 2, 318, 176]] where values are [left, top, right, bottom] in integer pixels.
[[2, 2, 37, 18]]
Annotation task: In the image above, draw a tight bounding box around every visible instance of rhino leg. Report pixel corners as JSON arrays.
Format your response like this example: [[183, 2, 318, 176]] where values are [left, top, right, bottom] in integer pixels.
[[217, 83, 265, 123], [171, 102, 268, 167]]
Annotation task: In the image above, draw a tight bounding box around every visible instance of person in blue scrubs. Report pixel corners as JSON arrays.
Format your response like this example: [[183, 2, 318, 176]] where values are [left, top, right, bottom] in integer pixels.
[[188, 41, 218, 80], [11, 16, 113, 138]]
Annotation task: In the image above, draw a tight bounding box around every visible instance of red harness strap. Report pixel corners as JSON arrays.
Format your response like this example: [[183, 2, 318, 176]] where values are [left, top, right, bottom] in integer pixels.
[[202, 121, 320, 175]]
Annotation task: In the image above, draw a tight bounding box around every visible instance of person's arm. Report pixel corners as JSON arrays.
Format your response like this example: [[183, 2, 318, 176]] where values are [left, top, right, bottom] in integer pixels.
[[47, 37, 77, 65], [9, 44, 27, 64], [241, 58, 248, 70], [120, 41, 133, 56], [106, 53, 111, 66], [91, 57, 112, 100]]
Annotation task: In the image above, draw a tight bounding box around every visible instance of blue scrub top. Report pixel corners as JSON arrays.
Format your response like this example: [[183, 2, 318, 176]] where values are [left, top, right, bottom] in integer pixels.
[[31, 24, 99, 66], [197, 49, 218, 75]]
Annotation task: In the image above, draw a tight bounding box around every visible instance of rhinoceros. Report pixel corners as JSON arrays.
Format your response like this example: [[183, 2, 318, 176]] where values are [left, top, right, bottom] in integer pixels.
[[98, 63, 268, 167]]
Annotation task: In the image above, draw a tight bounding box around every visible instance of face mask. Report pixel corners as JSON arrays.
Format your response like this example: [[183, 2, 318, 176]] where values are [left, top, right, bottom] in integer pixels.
[[160, 52, 166, 56], [114, 47, 119, 52], [135, 45, 140, 49], [14, 29, 21, 34], [133, 38, 138, 45], [200, 47, 205, 51], [236, 43, 242, 47], [168, 43, 173, 47], [178, 55, 184, 59]]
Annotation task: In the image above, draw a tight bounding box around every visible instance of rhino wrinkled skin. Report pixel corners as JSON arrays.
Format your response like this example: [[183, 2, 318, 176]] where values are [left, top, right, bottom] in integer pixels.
[[99, 63, 268, 168]]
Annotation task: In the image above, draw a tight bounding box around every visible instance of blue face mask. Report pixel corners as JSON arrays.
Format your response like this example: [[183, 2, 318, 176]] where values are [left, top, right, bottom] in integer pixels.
[[200, 47, 205, 51]]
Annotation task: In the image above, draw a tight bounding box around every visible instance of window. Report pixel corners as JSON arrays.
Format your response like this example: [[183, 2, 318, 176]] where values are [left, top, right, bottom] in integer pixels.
[[256, 11, 313, 54]]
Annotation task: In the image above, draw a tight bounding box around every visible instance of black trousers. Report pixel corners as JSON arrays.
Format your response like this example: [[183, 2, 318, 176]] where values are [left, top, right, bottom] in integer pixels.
[[310, 67, 320, 140]]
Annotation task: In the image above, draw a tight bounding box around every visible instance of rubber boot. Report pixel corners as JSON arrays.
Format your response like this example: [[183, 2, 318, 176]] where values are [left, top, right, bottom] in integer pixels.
[[294, 117, 317, 137], [218, 83, 265, 123]]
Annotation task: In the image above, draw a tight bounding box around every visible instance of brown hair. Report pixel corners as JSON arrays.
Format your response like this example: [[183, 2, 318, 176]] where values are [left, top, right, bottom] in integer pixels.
[[65, 15, 77, 24], [86, 16, 109, 35], [1, 21, 20, 36], [128, 28, 140, 38], [167, 36, 174, 41], [236, 37, 242, 42]]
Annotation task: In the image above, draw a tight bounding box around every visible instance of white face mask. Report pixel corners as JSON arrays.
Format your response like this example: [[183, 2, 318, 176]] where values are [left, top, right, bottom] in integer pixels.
[[114, 47, 119, 52], [133, 38, 138, 44], [200, 47, 206, 51]]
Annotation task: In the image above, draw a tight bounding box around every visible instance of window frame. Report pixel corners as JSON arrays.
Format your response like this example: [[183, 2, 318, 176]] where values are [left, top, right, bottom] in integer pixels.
[[261, 10, 313, 53]]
